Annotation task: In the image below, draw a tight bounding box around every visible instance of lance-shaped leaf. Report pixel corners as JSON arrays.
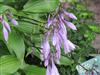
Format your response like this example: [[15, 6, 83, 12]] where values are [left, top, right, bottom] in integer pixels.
[[60, 55, 74, 65], [23, 64, 46, 75], [0, 4, 16, 14], [23, 0, 59, 13], [0, 55, 20, 75], [7, 30, 25, 63]]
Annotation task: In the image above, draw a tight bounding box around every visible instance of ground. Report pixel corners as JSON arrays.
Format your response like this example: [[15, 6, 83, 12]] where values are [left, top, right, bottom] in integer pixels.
[[84, 0, 100, 53]]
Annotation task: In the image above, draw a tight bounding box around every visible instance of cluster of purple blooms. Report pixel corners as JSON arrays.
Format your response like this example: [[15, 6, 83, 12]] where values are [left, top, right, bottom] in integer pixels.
[[0, 2, 77, 75], [40, 3, 77, 75], [0, 12, 18, 41]]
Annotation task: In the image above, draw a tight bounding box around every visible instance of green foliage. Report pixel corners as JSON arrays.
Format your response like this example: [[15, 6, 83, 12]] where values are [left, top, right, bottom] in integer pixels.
[[88, 25, 100, 33], [0, 0, 99, 75], [0, 0, 59, 75], [23, 64, 46, 75], [0, 4, 16, 14], [60, 56, 74, 65], [23, 0, 59, 13], [7, 30, 25, 63], [58, 1, 99, 75], [0, 55, 20, 75], [17, 22, 33, 34]]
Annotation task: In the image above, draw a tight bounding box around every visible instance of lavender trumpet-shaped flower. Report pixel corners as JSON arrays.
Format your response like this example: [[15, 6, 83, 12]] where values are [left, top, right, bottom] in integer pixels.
[[63, 10, 77, 20], [2, 25, 9, 41], [41, 2, 77, 75], [45, 15, 53, 28], [0, 16, 11, 41], [46, 54, 60, 75], [2, 19, 11, 32], [6, 12, 18, 25], [64, 21, 77, 30], [40, 31, 51, 66], [52, 28, 62, 64], [0, 13, 18, 41], [11, 18, 18, 25]]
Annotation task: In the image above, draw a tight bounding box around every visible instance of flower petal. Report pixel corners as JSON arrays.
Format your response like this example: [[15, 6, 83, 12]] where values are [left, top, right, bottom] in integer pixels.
[[45, 59, 49, 67], [63, 38, 70, 53], [59, 17, 67, 36], [46, 64, 51, 75], [2, 20, 11, 32], [51, 59, 60, 75], [63, 10, 77, 20], [3, 27, 9, 41], [0, 16, 2, 22], [45, 15, 54, 28], [64, 21, 77, 30], [67, 40, 76, 50], [64, 39, 76, 54], [11, 19, 18, 25], [52, 29, 59, 46], [55, 44, 61, 64]]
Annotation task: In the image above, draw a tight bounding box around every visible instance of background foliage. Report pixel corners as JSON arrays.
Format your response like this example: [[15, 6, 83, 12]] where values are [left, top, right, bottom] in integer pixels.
[[0, 0, 99, 75]]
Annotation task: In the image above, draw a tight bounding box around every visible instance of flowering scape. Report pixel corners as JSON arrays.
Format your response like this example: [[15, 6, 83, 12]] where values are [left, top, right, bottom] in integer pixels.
[[0, 1, 77, 75], [0, 12, 18, 41], [40, 2, 77, 75]]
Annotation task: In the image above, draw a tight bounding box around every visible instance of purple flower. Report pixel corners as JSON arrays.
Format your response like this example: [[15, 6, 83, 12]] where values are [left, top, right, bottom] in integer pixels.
[[55, 44, 61, 64], [52, 29, 62, 63], [67, 40, 75, 50], [2, 26, 8, 41], [63, 37, 70, 53], [1, 17, 11, 41], [63, 10, 77, 20], [45, 15, 54, 28], [41, 40, 50, 66], [59, 15, 67, 35], [6, 13, 18, 25], [64, 39, 75, 54], [11, 19, 18, 25], [2, 20, 11, 32], [46, 54, 60, 75], [64, 21, 77, 30], [46, 64, 51, 75], [0, 14, 18, 41], [41, 3, 78, 75], [52, 29, 59, 46], [41, 31, 51, 66]]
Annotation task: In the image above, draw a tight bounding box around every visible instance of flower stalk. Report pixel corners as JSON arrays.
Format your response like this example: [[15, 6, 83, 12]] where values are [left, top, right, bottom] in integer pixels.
[[41, 1, 77, 75]]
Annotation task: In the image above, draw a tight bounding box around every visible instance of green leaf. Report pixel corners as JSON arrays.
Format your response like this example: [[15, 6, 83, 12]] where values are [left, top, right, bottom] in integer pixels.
[[0, 4, 16, 14], [60, 56, 74, 65], [0, 55, 20, 75], [13, 72, 20, 75], [3, 0, 16, 3], [0, 40, 10, 57], [26, 47, 33, 57], [23, 64, 46, 75], [33, 48, 40, 58], [17, 22, 33, 34], [26, 47, 40, 58], [23, 0, 59, 13], [0, 47, 10, 57], [88, 25, 100, 33], [27, 49, 74, 66], [0, 0, 3, 2], [7, 30, 25, 62]]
